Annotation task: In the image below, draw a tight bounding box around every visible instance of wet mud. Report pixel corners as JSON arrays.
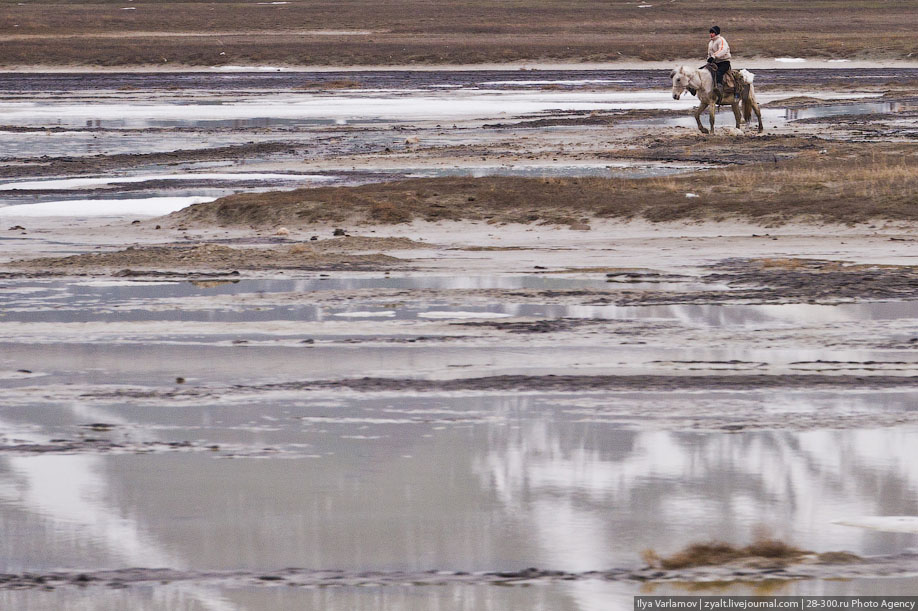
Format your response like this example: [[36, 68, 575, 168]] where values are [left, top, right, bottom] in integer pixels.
[[618, 258, 918, 305], [2, 552, 917, 590]]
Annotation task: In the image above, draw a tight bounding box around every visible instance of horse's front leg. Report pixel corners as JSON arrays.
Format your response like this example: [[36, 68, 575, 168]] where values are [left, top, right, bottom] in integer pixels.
[[694, 102, 709, 134], [708, 103, 716, 133]]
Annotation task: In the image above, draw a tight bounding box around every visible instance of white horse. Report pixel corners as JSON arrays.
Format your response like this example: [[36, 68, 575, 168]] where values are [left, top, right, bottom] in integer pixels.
[[670, 65, 763, 134]]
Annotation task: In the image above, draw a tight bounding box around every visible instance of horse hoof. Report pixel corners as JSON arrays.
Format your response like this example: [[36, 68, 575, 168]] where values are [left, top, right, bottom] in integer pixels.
[[700, 128, 709, 134]]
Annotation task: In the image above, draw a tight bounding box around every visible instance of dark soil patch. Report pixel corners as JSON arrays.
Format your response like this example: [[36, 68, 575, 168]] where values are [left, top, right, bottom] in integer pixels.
[[254, 374, 918, 393], [452, 318, 605, 333], [700, 258, 918, 304], [606, 257, 918, 306]]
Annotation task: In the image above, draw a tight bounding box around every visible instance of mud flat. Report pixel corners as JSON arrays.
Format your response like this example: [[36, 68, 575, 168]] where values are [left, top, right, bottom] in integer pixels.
[[1, 68, 917, 610]]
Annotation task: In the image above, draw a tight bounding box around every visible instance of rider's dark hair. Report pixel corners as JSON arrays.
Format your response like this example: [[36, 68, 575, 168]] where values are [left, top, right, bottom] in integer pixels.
[[709, 26, 720, 35]]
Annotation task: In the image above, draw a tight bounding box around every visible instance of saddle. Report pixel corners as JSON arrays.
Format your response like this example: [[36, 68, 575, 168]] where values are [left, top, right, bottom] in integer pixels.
[[700, 64, 746, 103]]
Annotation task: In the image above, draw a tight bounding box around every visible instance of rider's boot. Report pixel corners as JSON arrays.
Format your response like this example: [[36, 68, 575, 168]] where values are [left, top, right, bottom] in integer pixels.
[[715, 83, 724, 104]]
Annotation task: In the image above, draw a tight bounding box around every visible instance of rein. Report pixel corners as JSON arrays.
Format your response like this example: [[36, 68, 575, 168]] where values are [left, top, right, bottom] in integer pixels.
[[687, 70, 704, 97]]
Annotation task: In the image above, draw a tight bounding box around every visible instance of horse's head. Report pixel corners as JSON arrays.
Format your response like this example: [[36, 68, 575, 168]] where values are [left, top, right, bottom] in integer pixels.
[[670, 66, 691, 100]]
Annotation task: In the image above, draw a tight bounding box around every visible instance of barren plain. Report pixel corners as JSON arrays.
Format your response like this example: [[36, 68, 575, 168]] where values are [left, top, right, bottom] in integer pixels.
[[0, 10, 917, 610]]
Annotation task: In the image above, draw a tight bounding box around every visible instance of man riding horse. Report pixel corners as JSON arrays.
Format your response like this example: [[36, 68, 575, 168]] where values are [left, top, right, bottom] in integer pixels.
[[707, 26, 731, 102]]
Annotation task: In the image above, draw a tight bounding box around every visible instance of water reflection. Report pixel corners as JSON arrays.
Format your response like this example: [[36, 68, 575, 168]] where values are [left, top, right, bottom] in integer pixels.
[[0, 392, 916, 609], [784, 101, 907, 120], [0, 584, 574, 611], [477, 415, 918, 571], [5, 278, 918, 327], [1, 396, 916, 572], [0, 454, 238, 611]]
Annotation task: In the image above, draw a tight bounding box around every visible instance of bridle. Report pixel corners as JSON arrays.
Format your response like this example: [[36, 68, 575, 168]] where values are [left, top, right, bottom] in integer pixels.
[[672, 68, 702, 99]]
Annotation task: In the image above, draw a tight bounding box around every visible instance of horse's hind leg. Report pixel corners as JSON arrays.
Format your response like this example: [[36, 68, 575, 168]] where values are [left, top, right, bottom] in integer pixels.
[[694, 103, 709, 134], [732, 102, 743, 129], [752, 100, 764, 133], [708, 103, 716, 133]]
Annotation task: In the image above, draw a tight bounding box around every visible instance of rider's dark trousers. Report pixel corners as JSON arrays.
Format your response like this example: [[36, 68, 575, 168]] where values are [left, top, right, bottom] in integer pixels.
[[714, 60, 731, 85]]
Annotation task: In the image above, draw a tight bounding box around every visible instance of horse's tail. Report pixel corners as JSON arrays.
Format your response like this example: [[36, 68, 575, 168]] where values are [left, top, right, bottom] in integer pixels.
[[739, 69, 755, 122], [743, 85, 754, 122]]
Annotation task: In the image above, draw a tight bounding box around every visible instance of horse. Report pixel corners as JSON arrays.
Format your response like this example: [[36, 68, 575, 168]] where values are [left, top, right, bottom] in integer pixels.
[[670, 65, 763, 134]]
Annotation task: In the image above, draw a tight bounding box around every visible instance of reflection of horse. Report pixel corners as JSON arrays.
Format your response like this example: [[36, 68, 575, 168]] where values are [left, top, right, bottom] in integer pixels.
[[670, 65, 763, 134]]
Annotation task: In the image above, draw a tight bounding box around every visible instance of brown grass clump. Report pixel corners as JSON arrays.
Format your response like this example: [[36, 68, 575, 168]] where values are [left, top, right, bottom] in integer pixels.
[[645, 539, 810, 570], [816, 551, 861, 564], [167, 143, 918, 229], [11, 238, 423, 272]]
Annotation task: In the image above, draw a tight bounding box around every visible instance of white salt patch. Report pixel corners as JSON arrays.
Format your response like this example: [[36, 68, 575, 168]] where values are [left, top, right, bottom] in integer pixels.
[[0, 91, 697, 125], [0, 370, 46, 381], [0, 196, 215, 217], [828, 59, 851, 63], [332, 311, 396, 318], [78, 280, 183, 287], [834, 516, 918, 534], [211, 66, 289, 72], [304, 30, 374, 35], [775, 57, 807, 63], [0, 173, 331, 191], [482, 79, 632, 86], [685, 193, 698, 198], [417, 311, 514, 319]]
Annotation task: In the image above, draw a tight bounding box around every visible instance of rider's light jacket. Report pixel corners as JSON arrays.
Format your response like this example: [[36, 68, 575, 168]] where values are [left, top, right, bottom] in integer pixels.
[[708, 35, 731, 61]]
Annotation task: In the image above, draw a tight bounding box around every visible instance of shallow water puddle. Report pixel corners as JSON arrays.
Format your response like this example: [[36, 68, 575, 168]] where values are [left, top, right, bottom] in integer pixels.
[[0, 173, 339, 215], [398, 160, 698, 179], [3, 578, 918, 611], [0, 173, 333, 191], [636, 97, 902, 129], [0, 91, 694, 129], [0, 195, 217, 217], [1, 277, 916, 326], [0, 398, 915, 591], [0, 129, 306, 159], [783, 101, 910, 121], [4, 341, 914, 387]]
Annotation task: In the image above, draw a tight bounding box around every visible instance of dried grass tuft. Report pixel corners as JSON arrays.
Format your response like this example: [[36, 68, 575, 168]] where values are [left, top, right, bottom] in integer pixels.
[[645, 538, 810, 570]]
